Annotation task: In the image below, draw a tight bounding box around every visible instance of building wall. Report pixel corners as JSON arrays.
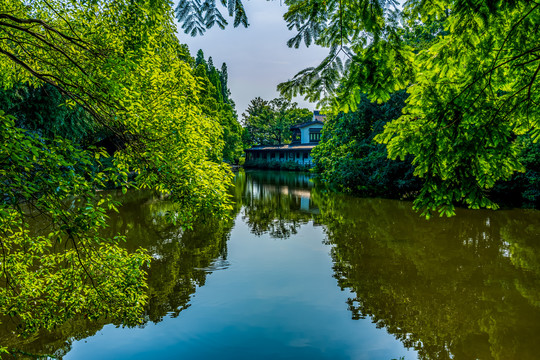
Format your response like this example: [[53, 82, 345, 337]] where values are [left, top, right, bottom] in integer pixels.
[[300, 124, 323, 144], [247, 150, 314, 166]]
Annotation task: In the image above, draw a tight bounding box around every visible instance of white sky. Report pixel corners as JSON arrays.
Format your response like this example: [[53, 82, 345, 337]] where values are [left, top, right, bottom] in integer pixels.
[[175, 1, 329, 117]]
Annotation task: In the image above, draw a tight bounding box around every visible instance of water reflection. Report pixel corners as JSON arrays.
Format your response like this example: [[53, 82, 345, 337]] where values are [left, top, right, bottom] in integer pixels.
[[2, 170, 540, 360], [239, 170, 320, 239], [312, 190, 540, 360], [1, 190, 237, 359]]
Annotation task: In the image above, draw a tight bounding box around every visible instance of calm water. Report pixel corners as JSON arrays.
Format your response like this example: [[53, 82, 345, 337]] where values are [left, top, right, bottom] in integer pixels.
[[4, 170, 540, 359]]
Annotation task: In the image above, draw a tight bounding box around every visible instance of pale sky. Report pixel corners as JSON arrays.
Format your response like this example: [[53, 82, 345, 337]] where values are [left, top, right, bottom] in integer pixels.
[[175, 1, 329, 117]]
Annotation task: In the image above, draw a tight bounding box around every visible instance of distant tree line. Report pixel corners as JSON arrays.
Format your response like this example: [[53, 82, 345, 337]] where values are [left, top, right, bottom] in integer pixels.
[[193, 49, 244, 163], [241, 97, 312, 147]]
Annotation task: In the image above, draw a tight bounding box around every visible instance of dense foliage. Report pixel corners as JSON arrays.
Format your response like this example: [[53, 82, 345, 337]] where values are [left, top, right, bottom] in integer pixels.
[[312, 91, 540, 208], [180, 0, 540, 216], [0, 49, 243, 163], [0, 0, 236, 341], [193, 50, 243, 162], [242, 97, 312, 147], [0, 111, 150, 337], [312, 91, 421, 198], [492, 137, 540, 208], [0, 83, 99, 144]]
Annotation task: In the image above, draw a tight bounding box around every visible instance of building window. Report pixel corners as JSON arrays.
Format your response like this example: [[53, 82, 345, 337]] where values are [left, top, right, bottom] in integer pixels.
[[309, 132, 321, 142]]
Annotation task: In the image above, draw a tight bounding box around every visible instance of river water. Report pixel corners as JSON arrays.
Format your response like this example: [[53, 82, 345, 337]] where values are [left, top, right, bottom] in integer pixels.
[[5, 170, 540, 359]]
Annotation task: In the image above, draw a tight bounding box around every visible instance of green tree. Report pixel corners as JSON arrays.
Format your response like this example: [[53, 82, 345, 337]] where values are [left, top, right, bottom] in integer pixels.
[[278, 0, 540, 216], [195, 49, 207, 68], [242, 97, 272, 146], [0, 0, 233, 339], [312, 91, 422, 197], [242, 97, 312, 146], [191, 50, 243, 162], [220, 62, 231, 104]]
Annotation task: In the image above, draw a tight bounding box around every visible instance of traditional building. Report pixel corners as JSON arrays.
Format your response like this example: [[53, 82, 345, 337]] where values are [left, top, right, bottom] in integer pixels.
[[245, 111, 325, 166]]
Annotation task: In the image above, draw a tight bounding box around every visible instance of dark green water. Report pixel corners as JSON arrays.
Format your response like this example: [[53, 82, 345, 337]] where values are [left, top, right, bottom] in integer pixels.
[[4, 170, 540, 359]]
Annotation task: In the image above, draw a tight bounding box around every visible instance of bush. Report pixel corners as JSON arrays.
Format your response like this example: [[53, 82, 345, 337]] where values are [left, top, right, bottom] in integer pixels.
[[268, 160, 281, 169], [281, 161, 299, 171], [243, 159, 266, 168]]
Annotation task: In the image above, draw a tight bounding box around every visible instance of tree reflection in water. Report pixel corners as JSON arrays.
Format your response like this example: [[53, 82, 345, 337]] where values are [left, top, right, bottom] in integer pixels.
[[227, 170, 540, 360], [312, 189, 540, 360], [2, 170, 540, 360], [239, 170, 320, 239], [0, 189, 238, 359]]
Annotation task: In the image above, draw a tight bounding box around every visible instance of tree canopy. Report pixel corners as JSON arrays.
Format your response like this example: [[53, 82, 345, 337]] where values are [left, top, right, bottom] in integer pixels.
[[312, 91, 422, 197], [242, 97, 312, 146], [193, 49, 243, 162], [180, 0, 540, 216], [0, 0, 235, 339]]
